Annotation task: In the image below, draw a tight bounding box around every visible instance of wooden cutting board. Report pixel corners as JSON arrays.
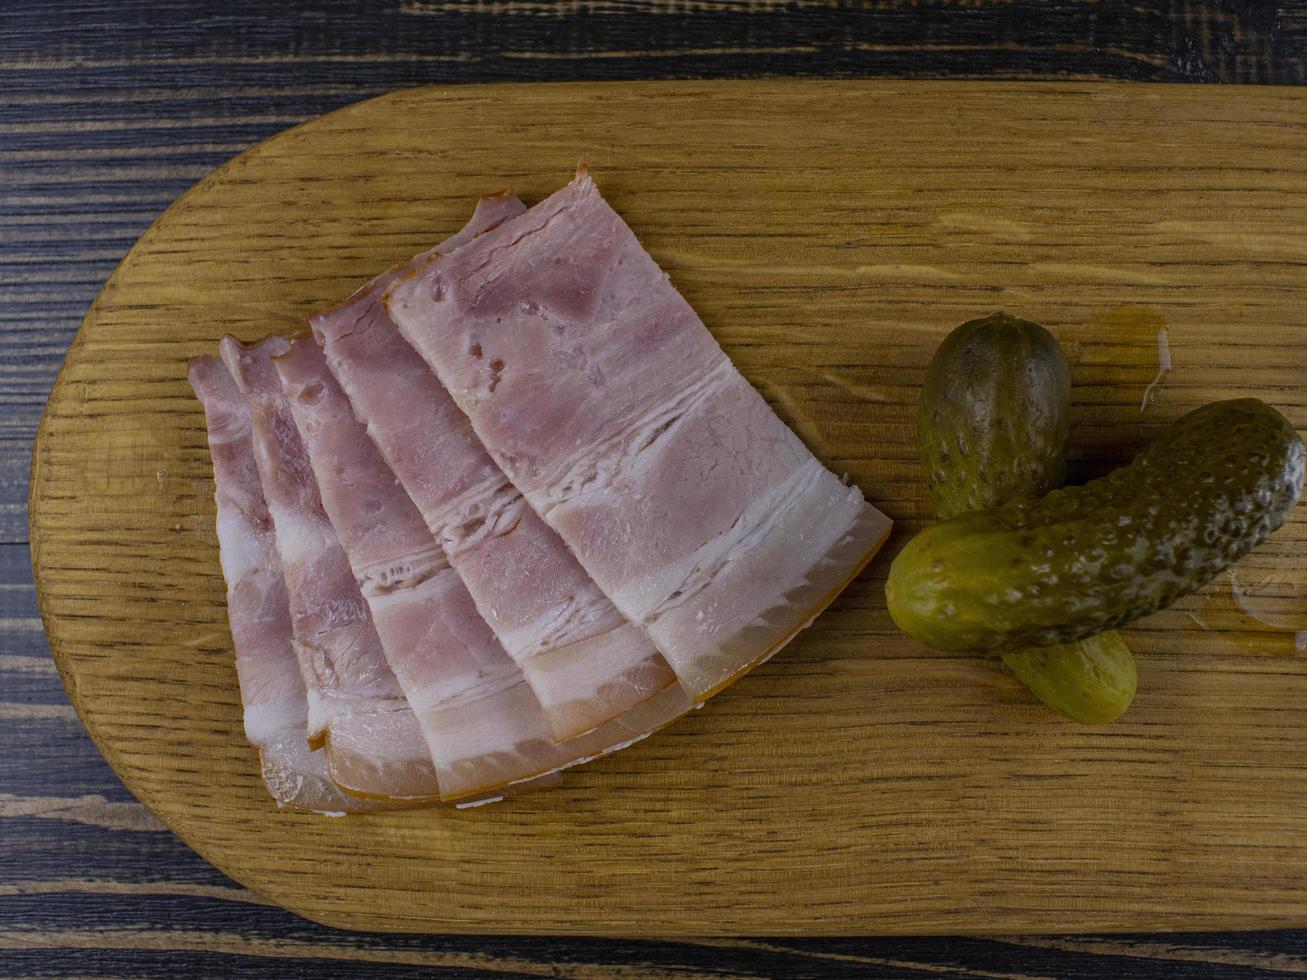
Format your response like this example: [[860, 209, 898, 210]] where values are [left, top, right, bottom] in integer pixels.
[[29, 81, 1307, 937]]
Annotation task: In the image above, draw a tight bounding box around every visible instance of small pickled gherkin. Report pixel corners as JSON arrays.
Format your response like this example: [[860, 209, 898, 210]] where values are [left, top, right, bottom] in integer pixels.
[[915, 312, 1136, 723], [919, 311, 1070, 519], [1001, 633, 1136, 726], [892, 397, 1306, 653]]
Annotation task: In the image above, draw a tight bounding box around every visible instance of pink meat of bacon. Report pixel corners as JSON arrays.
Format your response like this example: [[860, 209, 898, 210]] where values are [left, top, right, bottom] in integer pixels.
[[387, 173, 893, 701], [220, 335, 441, 804], [311, 194, 681, 741], [275, 333, 691, 799], [188, 355, 379, 814]]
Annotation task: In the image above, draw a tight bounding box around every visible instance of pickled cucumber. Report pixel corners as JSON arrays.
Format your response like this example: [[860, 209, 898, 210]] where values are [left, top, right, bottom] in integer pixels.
[[1001, 633, 1137, 725], [919, 312, 1070, 516], [918, 312, 1136, 723], [891, 398, 1306, 652]]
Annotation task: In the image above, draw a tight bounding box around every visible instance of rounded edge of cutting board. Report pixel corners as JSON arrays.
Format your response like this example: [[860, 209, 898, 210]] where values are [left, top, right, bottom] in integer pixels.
[[28, 79, 1307, 936], [25, 87, 406, 930]]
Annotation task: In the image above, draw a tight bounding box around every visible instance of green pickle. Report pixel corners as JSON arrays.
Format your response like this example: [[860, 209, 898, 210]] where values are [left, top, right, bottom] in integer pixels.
[[915, 312, 1136, 723], [919, 311, 1070, 519], [1001, 634, 1136, 726], [892, 397, 1306, 653]]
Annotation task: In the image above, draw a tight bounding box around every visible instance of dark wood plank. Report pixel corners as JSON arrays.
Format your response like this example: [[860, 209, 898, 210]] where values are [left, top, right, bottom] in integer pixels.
[[0, 0, 1304, 85], [5, 0, 1307, 975]]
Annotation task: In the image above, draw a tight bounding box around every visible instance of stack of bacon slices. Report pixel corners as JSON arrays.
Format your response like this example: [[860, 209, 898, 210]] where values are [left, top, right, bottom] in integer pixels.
[[189, 172, 892, 812]]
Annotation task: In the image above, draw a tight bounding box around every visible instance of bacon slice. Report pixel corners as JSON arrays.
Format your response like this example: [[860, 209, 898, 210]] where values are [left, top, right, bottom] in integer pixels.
[[311, 194, 681, 741], [275, 334, 690, 800], [187, 355, 380, 814], [387, 173, 893, 701], [220, 336, 441, 804]]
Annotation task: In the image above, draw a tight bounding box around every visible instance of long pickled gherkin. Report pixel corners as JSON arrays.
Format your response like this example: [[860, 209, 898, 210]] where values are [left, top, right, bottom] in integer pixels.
[[916, 312, 1136, 723], [892, 397, 1306, 653]]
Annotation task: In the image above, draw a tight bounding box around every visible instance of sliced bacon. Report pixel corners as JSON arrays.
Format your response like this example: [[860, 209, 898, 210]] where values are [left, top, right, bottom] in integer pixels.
[[311, 193, 681, 741], [220, 335, 441, 804], [387, 173, 892, 700], [276, 334, 690, 800], [188, 355, 380, 814]]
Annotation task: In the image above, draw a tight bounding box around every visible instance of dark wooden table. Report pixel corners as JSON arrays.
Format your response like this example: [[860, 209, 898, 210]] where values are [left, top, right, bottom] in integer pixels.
[[6, 3, 1307, 977]]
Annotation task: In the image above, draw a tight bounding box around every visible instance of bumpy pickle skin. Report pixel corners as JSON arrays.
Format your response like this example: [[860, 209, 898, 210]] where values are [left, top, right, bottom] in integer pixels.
[[891, 398, 1306, 653], [916, 312, 1137, 723], [919, 312, 1071, 518]]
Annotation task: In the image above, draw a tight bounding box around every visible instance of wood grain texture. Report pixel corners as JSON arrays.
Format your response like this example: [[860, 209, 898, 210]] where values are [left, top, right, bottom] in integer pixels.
[[3, 0, 1306, 86], [8, 1, 1307, 974], [25, 80, 1307, 940]]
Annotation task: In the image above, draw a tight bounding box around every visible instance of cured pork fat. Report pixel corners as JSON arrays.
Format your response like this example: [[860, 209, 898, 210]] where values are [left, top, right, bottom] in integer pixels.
[[276, 335, 691, 799], [312, 193, 681, 740], [190, 173, 889, 811], [221, 336, 441, 803], [387, 173, 892, 700], [188, 355, 378, 814]]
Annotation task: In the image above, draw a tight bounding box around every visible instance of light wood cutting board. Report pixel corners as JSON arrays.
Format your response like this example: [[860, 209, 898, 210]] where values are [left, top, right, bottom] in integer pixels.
[[29, 81, 1307, 936]]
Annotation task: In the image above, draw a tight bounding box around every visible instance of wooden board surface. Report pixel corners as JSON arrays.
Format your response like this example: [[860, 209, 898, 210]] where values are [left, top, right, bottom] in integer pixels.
[[27, 80, 1307, 937]]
